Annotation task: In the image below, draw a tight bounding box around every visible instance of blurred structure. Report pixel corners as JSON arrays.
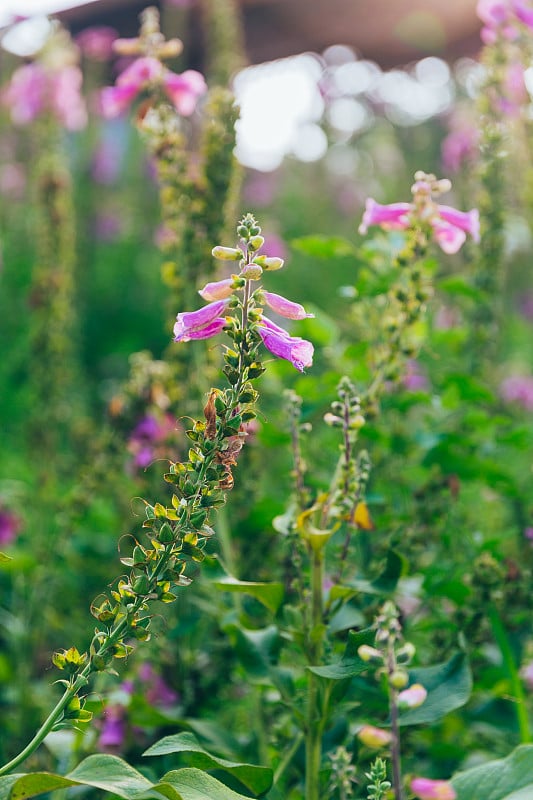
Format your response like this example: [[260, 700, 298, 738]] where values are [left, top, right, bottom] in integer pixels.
[[3, 0, 482, 69]]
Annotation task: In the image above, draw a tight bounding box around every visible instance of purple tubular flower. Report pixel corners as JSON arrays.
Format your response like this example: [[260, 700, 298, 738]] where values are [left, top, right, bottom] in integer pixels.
[[262, 291, 314, 320], [174, 299, 229, 343], [359, 199, 411, 234], [258, 317, 314, 372], [199, 278, 235, 301]]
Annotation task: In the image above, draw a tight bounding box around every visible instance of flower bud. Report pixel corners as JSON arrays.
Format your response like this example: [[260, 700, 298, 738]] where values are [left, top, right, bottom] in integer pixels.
[[324, 412, 343, 427], [199, 278, 235, 301], [397, 642, 416, 663], [357, 725, 392, 748], [249, 235, 265, 251], [358, 645, 382, 662], [241, 264, 263, 280], [398, 683, 427, 710], [389, 669, 409, 688], [212, 246, 243, 261], [349, 414, 365, 430], [253, 255, 284, 271]]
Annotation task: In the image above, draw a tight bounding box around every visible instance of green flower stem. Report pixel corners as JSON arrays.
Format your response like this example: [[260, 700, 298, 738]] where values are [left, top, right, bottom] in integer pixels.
[[489, 606, 532, 744], [386, 642, 404, 800], [306, 546, 325, 800]]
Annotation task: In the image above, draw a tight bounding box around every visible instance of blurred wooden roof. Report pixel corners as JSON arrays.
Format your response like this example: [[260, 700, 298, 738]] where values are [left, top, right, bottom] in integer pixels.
[[61, 0, 482, 69]]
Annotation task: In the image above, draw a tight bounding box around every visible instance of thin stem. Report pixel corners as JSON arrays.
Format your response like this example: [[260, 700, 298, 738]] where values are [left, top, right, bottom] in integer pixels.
[[489, 606, 532, 743], [273, 732, 305, 786], [305, 547, 325, 800], [386, 643, 404, 800]]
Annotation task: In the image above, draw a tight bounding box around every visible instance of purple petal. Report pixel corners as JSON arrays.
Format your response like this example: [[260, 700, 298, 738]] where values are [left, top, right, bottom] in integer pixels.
[[173, 316, 227, 343], [430, 219, 467, 254], [258, 322, 313, 372], [359, 199, 411, 234], [437, 204, 480, 242], [262, 291, 314, 320], [199, 278, 235, 301]]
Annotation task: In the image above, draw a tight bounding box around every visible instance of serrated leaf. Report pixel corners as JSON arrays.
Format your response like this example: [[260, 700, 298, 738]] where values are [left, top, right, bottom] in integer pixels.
[[291, 235, 356, 259], [399, 651, 472, 727], [214, 577, 283, 614], [451, 745, 533, 800], [143, 733, 272, 795], [159, 769, 257, 800]]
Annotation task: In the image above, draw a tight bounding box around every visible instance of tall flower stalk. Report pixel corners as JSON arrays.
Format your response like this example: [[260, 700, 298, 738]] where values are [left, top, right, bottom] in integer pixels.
[[0, 215, 313, 776]]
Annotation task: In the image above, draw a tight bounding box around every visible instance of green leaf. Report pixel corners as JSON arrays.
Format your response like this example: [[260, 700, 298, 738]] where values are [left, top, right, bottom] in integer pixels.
[[67, 755, 159, 798], [224, 624, 281, 678], [0, 552, 12, 564], [452, 745, 533, 800], [348, 550, 405, 596], [143, 732, 272, 795], [308, 628, 374, 680], [399, 652, 472, 727], [159, 768, 259, 800], [213, 577, 284, 614], [0, 756, 165, 800], [291, 235, 356, 259], [438, 275, 485, 302]]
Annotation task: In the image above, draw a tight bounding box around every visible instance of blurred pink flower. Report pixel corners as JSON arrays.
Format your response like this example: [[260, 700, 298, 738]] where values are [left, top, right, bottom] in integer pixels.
[[138, 663, 178, 707], [91, 139, 122, 184], [243, 171, 278, 207], [499, 374, 533, 410], [513, 0, 533, 27], [411, 778, 456, 800], [522, 660, 533, 688], [0, 508, 21, 547], [441, 124, 479, 174], [2, 63, 87, 130], [128, 413, 177, 470], [93, 212, 123, 241], [100, 55, 206, 118], [0, 163, 26, 199], [403, 360, 429, 392], [359, 196, 479, 255], [98, 705, 127, 750], [76, 26, 118, 61], [518, 292, 533, 321]]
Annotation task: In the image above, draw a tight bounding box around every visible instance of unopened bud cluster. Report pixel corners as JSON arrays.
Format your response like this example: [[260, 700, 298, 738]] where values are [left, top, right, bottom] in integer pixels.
[[325, 377, 371, 527], [358, 601, 426, 706]]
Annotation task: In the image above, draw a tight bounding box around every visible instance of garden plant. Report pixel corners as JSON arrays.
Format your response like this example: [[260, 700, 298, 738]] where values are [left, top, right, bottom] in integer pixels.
[[0, 1, 533, 800]]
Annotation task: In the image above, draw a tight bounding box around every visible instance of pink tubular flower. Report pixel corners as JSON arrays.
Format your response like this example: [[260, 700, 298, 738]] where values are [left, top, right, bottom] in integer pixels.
[[411, 778, 456, 800], [359, 200, 411, 234], [173, 299, 229, 342], [163, 69, 207, 116], [262, 291, 314, 320], [100, 55, 206, 118], [199, 278, 235, 301], [359, 176, 479, 256], [257, 317, 314, 372]]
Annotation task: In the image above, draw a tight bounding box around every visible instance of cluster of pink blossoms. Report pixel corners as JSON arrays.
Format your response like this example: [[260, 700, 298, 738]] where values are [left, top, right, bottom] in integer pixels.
[[477, 0, 533, 43], [173, 238, 314, 373], [3, 62, 87, 131], [359, 172, 479, 255], [100, 54, 206, 118]]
